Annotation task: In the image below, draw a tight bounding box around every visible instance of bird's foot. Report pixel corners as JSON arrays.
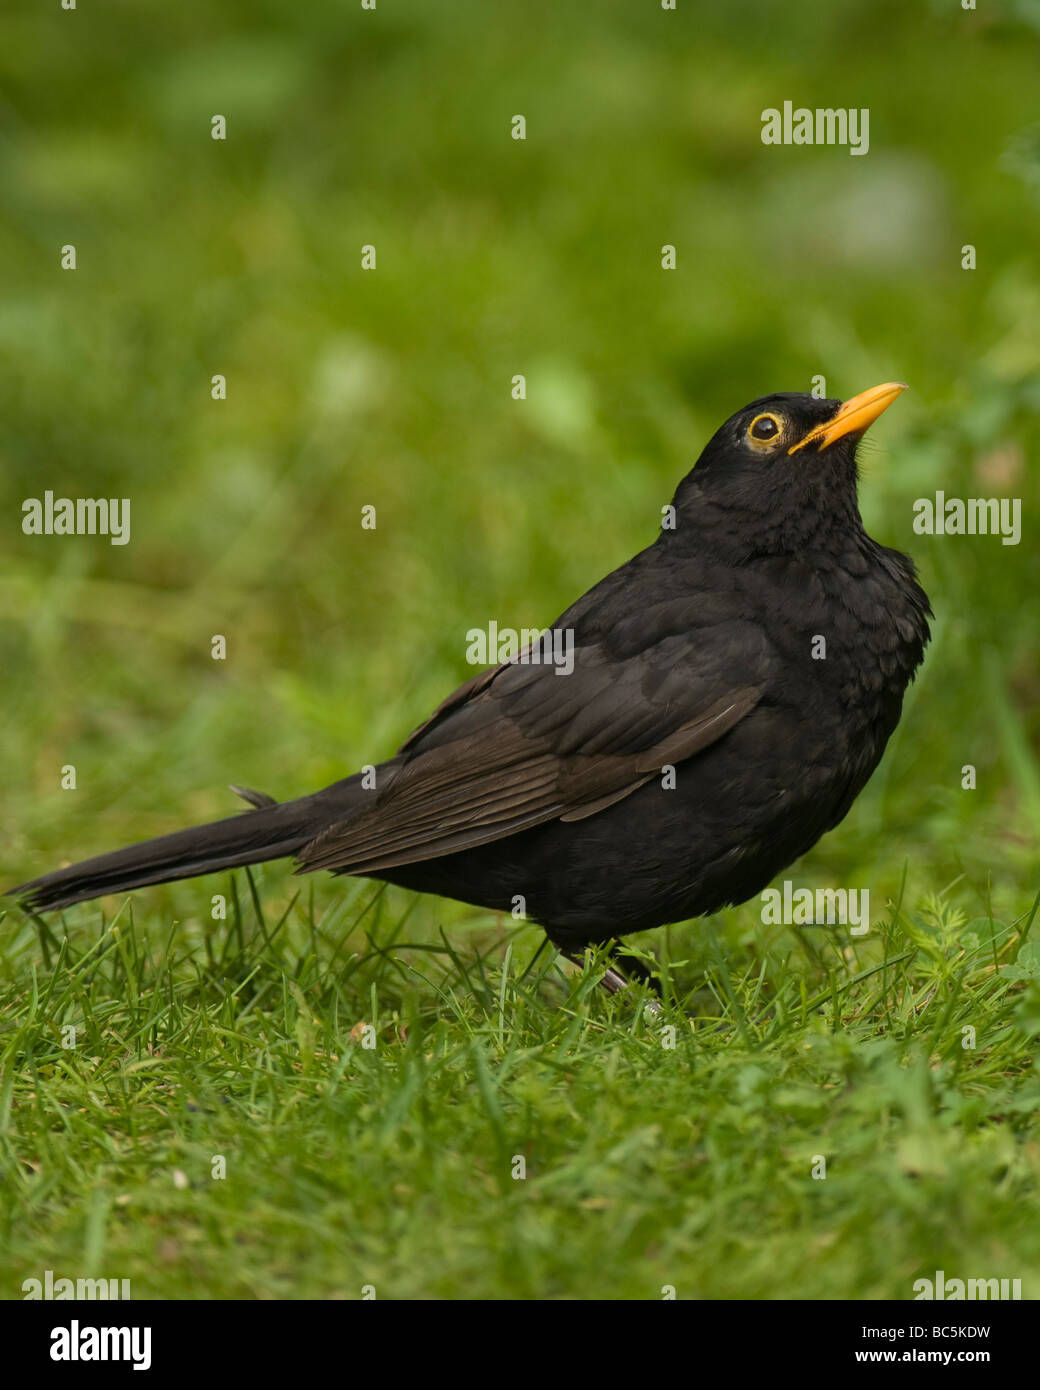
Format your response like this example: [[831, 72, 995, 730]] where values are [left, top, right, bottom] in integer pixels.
[[600, 963, 663, 1017], [552, 936, 663, 1016]]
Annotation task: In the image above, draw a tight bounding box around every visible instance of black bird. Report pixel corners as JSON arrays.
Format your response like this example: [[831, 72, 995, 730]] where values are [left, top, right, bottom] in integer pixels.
[[12, 384, 931, 992]]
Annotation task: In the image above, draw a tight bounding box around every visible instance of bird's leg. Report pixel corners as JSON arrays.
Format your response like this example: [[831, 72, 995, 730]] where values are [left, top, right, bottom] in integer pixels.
[[548, 933, 663, 1013], [606, 944, 662, 996]]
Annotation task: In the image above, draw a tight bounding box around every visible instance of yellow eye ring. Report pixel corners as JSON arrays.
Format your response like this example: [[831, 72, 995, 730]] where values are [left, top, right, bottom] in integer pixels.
[[748, 413, 782, 444]]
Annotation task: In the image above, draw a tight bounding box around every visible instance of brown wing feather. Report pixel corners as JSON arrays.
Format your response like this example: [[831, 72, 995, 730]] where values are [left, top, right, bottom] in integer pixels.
[[298, 684, 760, 875]]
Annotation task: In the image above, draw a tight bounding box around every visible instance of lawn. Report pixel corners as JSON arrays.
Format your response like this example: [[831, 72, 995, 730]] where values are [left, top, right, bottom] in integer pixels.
[[1, 0, 1038, 1300]]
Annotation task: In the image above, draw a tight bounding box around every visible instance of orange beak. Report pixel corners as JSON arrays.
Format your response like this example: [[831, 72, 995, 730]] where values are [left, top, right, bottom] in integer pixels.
[[788, 382, 908, 455]]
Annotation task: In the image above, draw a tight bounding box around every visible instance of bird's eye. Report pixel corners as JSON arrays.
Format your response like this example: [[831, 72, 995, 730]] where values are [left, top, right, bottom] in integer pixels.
[[748, 414, 781, 442]]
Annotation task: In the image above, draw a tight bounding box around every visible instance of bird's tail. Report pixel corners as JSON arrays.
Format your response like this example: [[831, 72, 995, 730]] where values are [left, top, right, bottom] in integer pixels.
[[11, 778, 364, 914]]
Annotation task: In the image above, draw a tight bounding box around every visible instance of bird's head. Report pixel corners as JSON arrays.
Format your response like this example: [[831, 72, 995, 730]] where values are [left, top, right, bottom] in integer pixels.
[[670, 382, 907, 553]]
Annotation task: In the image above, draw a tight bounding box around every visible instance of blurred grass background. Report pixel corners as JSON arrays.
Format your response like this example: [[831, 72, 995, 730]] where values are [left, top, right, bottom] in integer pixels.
[[1, 0, 1039, 1301]]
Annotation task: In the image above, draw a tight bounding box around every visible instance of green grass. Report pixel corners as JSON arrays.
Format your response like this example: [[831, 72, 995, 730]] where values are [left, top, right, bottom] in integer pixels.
[[1, 873, 1038, 1299], [2, 0, 1040, 1300]]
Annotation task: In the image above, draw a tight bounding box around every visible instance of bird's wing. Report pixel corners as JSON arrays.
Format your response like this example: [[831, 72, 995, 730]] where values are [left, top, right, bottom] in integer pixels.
[[298, 595, 775, 875]]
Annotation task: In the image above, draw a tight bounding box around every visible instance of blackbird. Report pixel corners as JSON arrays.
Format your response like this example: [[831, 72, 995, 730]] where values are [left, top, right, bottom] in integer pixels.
[[13, 383, 931, 991]]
